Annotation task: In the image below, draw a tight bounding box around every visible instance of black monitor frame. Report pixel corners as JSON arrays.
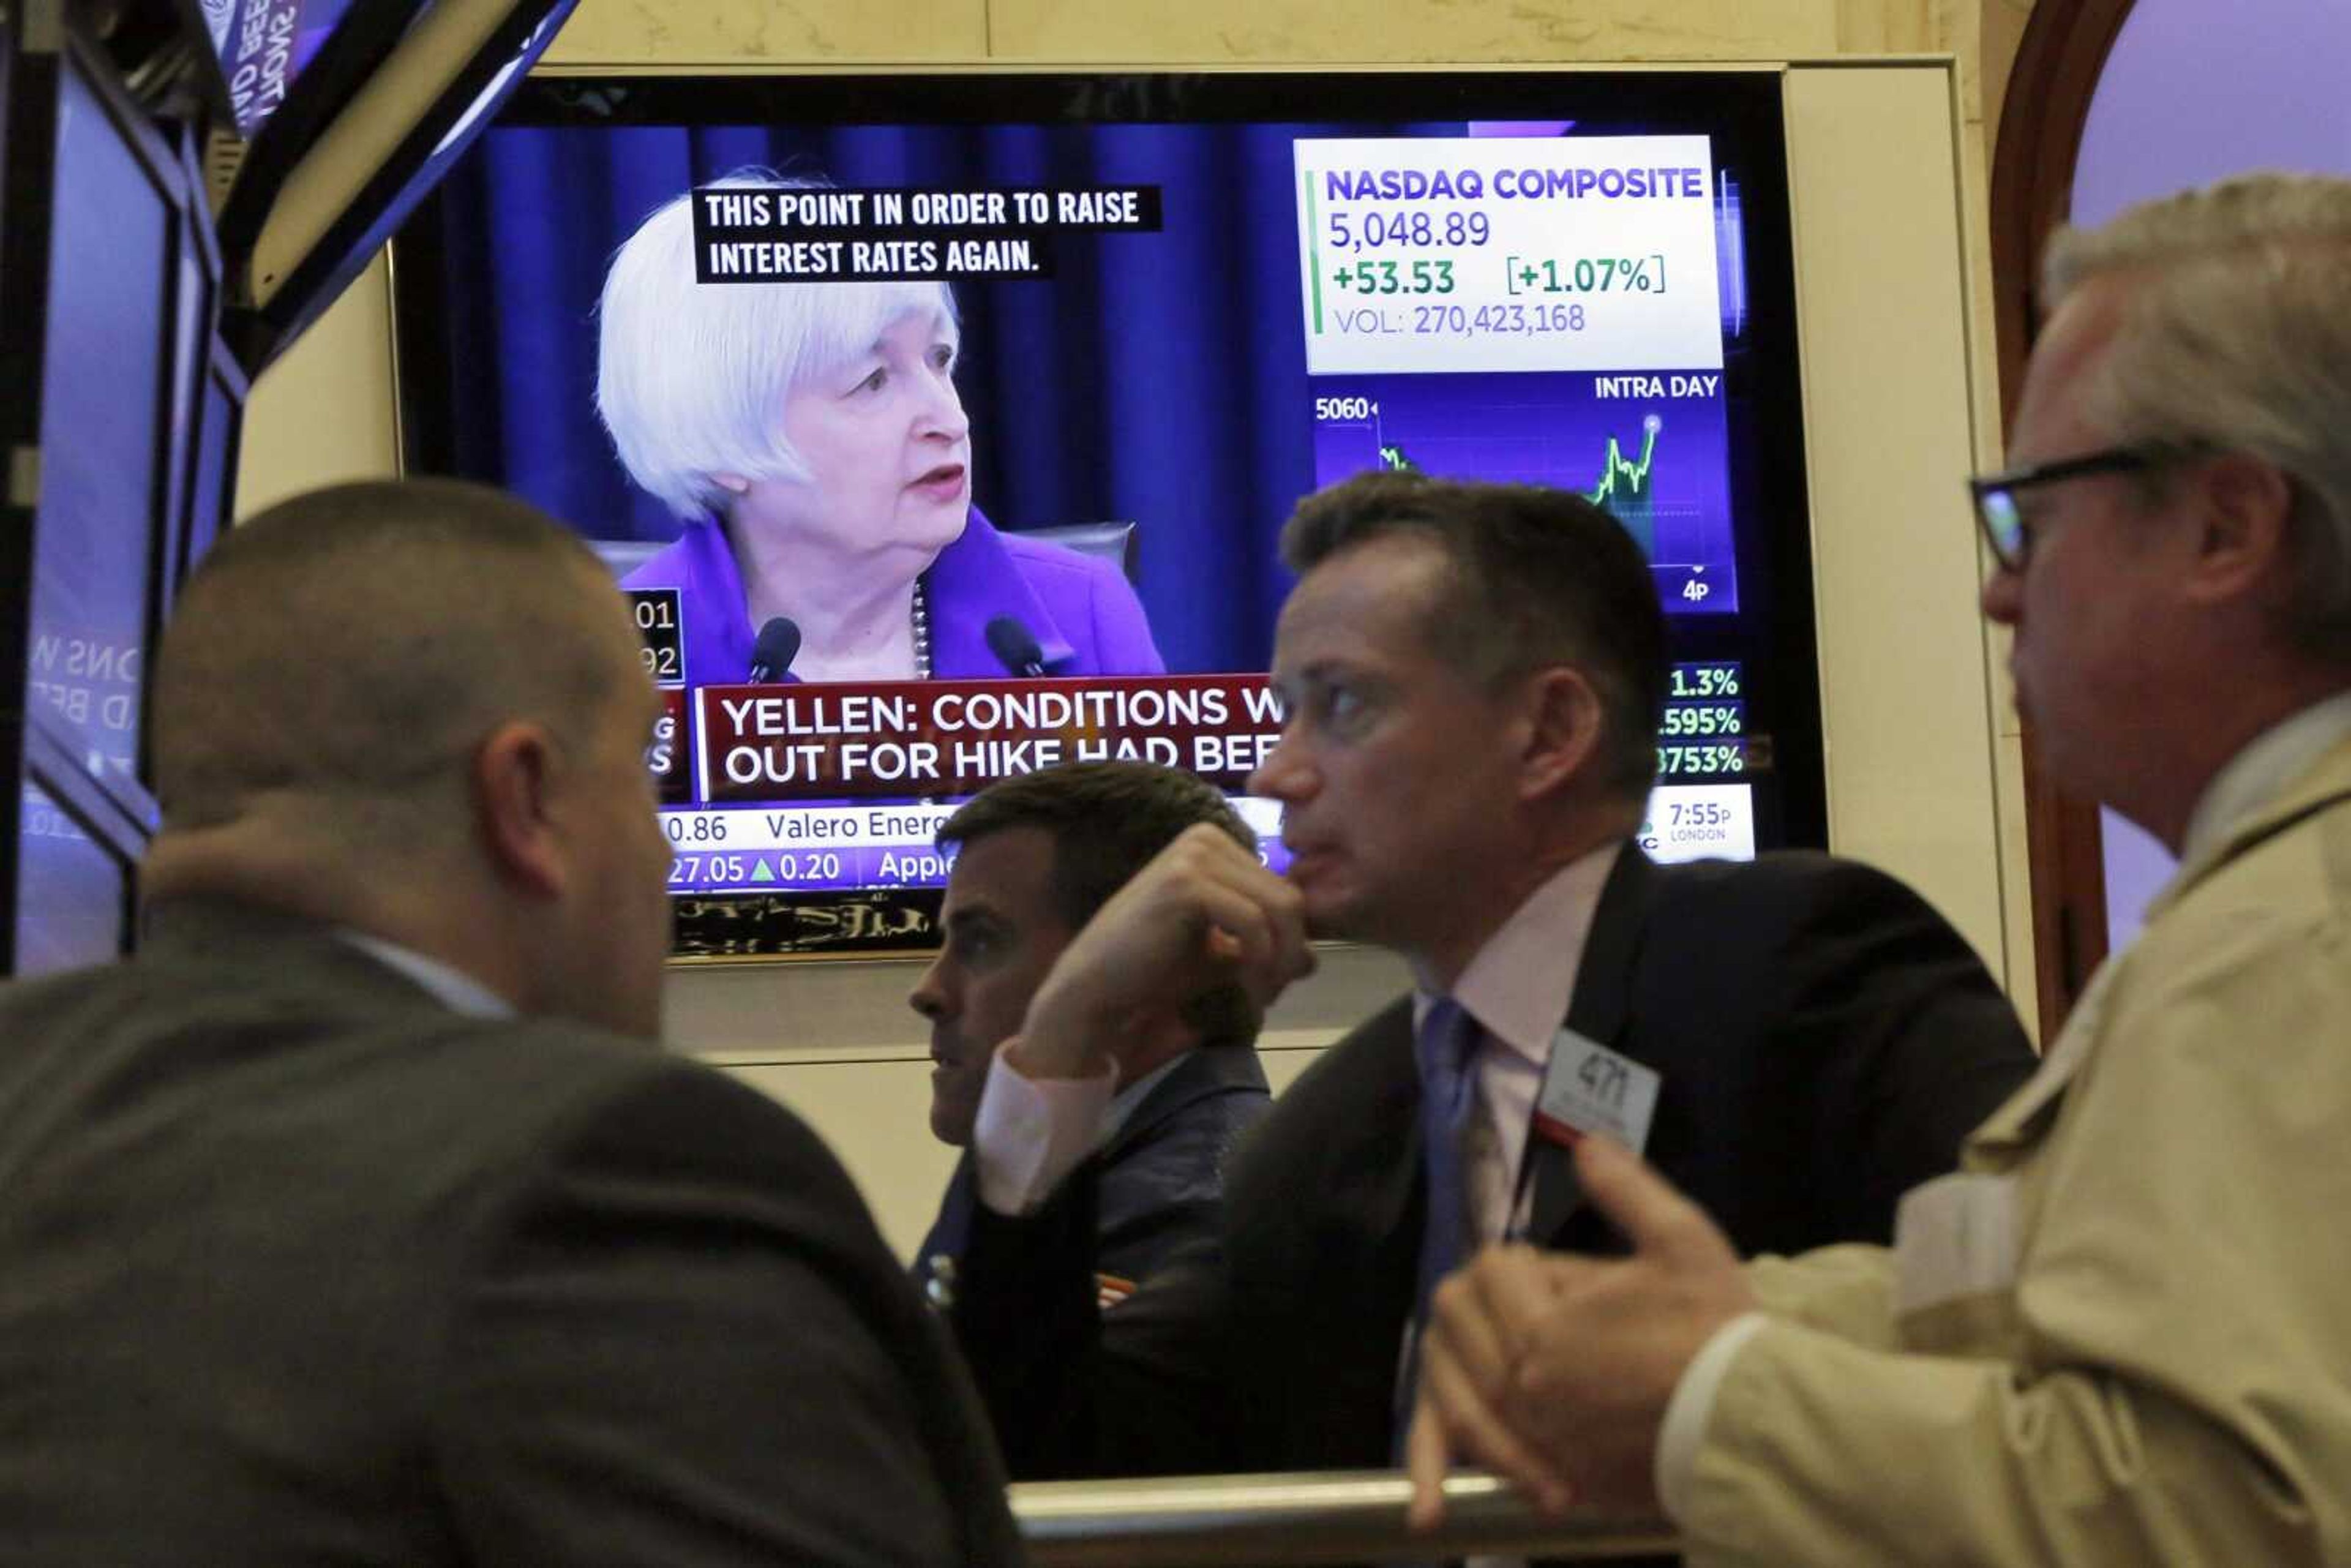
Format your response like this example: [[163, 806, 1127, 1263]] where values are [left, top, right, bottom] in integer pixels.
[[0, 19, 219, 972], [392, 65, 1828, 959]]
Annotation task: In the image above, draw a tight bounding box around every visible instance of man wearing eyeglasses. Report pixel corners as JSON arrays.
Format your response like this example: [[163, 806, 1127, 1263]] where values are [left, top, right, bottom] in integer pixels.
[[1408, 170, 2351, 1566]]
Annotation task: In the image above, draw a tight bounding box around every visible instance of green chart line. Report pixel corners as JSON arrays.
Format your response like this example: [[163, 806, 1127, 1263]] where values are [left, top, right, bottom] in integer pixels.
[[1303, 172, 1322, 334], [1588, 421, 1660, 508]]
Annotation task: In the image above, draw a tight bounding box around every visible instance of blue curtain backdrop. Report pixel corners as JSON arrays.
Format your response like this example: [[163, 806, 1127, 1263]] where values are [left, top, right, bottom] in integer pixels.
[[421, 121, 1348, 676]]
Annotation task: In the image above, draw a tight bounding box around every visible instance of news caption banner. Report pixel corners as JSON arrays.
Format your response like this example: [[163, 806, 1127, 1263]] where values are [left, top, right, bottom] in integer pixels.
[[686, 182, 1163, 283], [1291, 135, 1739, 613], [642, 666, 1761, 894]]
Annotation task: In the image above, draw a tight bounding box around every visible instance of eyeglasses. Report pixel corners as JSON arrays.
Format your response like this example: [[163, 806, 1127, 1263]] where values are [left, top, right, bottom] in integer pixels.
[[1968, 443, 2201, 572]]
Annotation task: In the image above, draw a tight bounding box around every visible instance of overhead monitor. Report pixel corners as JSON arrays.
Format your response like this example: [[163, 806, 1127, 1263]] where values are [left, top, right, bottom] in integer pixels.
[[212, 0, 577, 373], [1, 31, 197, 973], [189, 0, 361, 136], [394, 69, 1824, 957]]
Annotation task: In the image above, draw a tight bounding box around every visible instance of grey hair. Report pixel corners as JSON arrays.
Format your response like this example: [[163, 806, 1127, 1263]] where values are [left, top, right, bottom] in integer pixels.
[[594, 168, 960, 522], [2043, 172, 2351, 663]]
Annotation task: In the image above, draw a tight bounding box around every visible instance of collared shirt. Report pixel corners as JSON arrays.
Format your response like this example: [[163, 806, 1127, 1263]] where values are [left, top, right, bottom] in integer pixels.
[[2180, 688, 2351, 866], [1412, 840, 1621, 1243], [337, 931, 514, 1019], [1411, 842, 1619, 1568], [968, 844, 1618, 1568], [970, 841, 1624, 1236], [1654, 686, 2351, 1524], [1101, 1051, 1191, 1142]]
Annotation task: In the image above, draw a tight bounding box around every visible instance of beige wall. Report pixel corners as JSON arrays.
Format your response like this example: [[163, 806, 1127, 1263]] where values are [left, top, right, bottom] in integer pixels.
[[234, 0, 2034, 498], [231, 1, 2038, 1257], [231, 250, 399, 517]]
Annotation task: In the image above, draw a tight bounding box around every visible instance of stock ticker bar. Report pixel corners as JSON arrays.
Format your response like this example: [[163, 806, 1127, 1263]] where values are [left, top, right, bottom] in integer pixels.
[[651, 661, 1761, 895], [691, 673, 1283, 805]]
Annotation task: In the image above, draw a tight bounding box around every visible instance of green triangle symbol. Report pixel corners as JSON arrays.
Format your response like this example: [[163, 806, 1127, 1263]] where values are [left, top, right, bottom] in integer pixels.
[[749, 858, 777, 883]]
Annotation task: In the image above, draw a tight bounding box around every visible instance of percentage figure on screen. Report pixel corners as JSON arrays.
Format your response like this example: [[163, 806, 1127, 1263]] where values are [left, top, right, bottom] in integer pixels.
[[1655, 741, 1749, 777], [1505, 253, 1668, 295], [1669, 663, 1742, 700], [1660, 703, 1744, 738]]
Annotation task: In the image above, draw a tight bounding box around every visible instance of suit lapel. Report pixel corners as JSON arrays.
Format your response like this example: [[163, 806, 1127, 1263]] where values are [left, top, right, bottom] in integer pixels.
[[1525, 849, 1655, 1247], [1237, 1000, 1422, 1462], [1562, 847, 1651, 1044], [1360, 999, 1430, 1254], [913, 1153, 978, 1288]]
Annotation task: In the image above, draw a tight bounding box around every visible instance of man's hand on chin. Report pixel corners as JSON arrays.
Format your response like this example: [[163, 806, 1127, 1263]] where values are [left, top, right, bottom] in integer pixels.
[[1407, 1135, 1757, 1523], [1011, 823, 1311, 1080]]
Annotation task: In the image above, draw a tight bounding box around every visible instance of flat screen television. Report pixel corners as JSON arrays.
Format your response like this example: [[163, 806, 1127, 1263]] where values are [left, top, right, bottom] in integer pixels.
[[0, 0, 566, 973], [394, 68, 1824, 958], [1, 31, 194, 973]]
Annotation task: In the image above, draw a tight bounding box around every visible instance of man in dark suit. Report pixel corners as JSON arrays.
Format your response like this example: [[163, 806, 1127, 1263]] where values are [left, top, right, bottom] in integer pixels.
[[0, 479, 1021, 1566], [909, 761, 1272, 1306], [937, 471, 2037, 1479]]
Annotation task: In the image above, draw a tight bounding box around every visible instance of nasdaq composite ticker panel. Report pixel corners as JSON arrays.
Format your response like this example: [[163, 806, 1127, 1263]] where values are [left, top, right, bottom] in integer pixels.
[[1294, 133, 1741, 615]]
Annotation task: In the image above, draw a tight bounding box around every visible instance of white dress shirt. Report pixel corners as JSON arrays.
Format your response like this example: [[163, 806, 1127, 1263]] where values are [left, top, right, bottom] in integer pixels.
[[972, 842, 1624, 1233], [337, 931, 515, 1019], [966, 841, 1619, 1568]]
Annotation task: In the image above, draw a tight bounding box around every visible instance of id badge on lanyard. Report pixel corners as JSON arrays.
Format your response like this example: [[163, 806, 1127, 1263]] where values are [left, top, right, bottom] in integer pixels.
[[1509, 1026, 1662, 1237]]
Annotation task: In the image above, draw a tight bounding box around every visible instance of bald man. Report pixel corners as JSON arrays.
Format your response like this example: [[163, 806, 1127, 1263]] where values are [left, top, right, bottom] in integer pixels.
[[0, 481, 1020, 1567]]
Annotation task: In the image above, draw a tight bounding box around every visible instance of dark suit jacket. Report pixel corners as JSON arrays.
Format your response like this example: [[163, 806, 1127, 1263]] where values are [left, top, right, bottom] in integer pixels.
[[950, 849, 2038, 1479], [0, 900, 1022, 1567], [915, 1044, 1270, 1292]]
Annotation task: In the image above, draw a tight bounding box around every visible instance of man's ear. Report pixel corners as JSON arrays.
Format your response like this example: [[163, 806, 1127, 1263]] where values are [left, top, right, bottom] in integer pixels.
[[1518, 666, 1607, 803], [2184, 451, 2295, 606], [473, 720, 568, 900], [710, 472, 753, 497]]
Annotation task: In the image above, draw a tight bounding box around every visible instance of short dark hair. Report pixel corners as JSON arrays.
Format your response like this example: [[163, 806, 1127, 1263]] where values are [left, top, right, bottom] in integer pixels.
[[1281, 470, 1668, 798], [936, 760, 1257, 931], [154, 478, 623, 835]]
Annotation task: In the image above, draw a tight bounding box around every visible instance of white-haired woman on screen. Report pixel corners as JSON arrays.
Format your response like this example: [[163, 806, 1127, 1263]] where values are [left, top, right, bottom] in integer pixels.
[[596, 173, 1162, 689]]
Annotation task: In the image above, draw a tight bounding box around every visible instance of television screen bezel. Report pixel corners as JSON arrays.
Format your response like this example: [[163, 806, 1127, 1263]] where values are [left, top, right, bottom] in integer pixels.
[[1, 27, 200, 971], [389, 63, 1827, 962]]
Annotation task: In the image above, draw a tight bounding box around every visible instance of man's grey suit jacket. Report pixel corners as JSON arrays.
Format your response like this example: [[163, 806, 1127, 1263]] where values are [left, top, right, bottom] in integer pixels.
[[0, 899, 1022, 1567]]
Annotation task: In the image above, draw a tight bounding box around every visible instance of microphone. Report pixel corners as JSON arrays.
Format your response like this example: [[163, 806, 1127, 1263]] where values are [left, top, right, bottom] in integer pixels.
[[985, 615, 1048, 678], [748, 617, 801, 683]]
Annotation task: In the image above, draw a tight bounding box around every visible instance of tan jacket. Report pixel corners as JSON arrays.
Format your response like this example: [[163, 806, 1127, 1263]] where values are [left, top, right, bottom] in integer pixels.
[[1682, 735, 2351, 1567]]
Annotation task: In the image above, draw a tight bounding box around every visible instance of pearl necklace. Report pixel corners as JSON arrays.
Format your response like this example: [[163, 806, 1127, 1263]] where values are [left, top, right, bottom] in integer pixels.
[[912, 577, 932, 680]]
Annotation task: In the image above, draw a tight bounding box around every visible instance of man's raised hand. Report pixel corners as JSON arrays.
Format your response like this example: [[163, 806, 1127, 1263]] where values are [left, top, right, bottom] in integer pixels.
[[1013, 824, 1313, 1080]]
